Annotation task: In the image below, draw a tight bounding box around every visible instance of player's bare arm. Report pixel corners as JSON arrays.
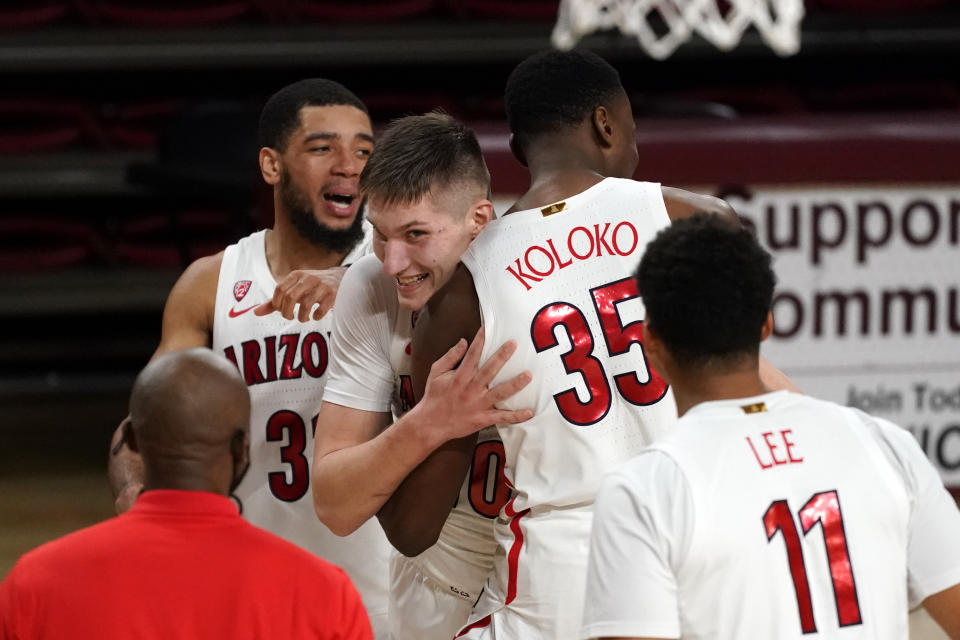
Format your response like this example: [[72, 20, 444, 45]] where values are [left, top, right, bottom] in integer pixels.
[[660, 189, 799, 392], [254, 265, 348, 322], [313, 327, 532, 537], [377, 265, 486, 556], [923, 582, 960, 639], [107, 252, 222, 513], [661, 186, 739, 223]]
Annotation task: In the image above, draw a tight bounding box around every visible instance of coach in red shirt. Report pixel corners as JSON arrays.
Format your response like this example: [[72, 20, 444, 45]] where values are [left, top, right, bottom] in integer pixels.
[[0, 347, 372, 640]]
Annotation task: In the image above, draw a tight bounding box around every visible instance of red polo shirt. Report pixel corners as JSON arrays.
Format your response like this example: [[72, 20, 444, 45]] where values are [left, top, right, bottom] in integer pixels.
[[0, 490, 372, 640]]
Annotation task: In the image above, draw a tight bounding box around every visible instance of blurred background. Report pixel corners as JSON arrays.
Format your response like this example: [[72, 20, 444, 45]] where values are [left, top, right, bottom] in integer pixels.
[[0, 5, 958, 636]]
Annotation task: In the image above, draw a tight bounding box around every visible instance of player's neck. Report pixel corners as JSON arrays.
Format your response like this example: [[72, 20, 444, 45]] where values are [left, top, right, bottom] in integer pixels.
[[509, 135, 610, 213], [265, 219, 348, 281], [509, 167, 605, 213], [670, 365, 769, 417], [142, 462, 231, 497]]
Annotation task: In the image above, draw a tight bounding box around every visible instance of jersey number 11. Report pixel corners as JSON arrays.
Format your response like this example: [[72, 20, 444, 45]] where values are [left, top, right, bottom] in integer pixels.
[[764, 489, 862, 633]]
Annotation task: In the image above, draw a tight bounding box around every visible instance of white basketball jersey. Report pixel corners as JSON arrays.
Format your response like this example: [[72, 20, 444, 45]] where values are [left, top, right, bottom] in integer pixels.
[[211, 228, 390, 625], [462, 178, 677, 513], [323, 255, 510, 627], [584, 391, 960, 639]]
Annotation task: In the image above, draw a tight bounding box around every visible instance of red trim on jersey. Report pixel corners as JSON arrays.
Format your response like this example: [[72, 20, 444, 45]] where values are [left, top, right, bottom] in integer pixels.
[[504, 496, 530, 605], [454, 615, 491, 638]]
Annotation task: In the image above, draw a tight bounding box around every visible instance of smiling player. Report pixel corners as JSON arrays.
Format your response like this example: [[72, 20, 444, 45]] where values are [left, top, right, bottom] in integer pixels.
[[108, 79, 391, 636]]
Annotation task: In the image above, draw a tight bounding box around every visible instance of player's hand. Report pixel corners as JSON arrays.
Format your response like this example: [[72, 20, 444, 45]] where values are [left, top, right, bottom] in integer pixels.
[[416, 326, 534, 444], [254, 267, 347, 322]]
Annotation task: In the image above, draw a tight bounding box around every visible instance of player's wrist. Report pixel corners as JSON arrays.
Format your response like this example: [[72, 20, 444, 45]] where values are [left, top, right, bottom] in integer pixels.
[[396, 404, 448, 455]]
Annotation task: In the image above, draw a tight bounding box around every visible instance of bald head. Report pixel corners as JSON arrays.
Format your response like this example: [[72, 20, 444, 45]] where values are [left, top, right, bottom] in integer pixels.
[[128, 348, 250, 493]]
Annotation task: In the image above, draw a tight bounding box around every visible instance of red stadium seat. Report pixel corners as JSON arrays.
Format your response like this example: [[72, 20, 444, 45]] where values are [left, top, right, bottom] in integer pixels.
[[0, 100, 98, 154], [98, 99, 185, 150], [0, 219, 103, 270], [449, 0, 559, 20], [115, 210, 235, 268], [75, 0, 257, 26], [0, 2, 71, 29], [290, 0, 438, 22], [809, 0, 952, 11]]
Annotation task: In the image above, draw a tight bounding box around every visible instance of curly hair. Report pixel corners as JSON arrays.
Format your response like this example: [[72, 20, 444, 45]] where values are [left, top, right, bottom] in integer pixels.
[[635, 213, 776, 368], [505, 49, 623, 152]]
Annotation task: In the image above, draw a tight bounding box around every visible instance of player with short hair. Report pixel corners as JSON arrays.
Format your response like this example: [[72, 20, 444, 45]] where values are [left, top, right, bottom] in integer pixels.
[[410, 50, 794, 640], [311, 112, 534, 640], [582, 213, 960, 639], [107, 78, 391, 635], [2, 348, 372, 640]]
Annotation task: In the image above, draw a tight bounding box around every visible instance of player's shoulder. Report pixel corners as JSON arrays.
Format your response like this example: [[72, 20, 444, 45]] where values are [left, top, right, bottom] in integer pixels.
[[660, 185, 737, 222], [171, 250, 225, 299], [608, 446, 688, 498]]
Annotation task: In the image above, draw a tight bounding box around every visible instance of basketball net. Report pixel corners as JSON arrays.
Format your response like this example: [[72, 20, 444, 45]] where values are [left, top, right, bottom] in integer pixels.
[[552, 0, 804, 59]]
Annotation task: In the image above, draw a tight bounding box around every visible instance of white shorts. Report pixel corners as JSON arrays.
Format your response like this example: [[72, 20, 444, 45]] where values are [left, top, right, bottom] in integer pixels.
[[389, 550, 477, 640], [457, 503, 592, 640]]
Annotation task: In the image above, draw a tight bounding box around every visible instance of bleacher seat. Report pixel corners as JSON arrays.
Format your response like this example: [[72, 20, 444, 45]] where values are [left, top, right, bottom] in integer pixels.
[[0, 100, 98, 154], [74, 0, 257, 26], [0, 218, 103, 270], [290, 0, 437, 22], [0, 2, 71, 29]]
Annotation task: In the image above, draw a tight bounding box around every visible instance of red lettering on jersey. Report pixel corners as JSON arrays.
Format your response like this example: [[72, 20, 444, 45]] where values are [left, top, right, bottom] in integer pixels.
[[223, 346, 239, 369], [746, 436, 774, 470], [397, 374, 415, 414], [301, 332, 328, 378], [278, 334, 302, 380], [546, 239, 572, 269], [568, 226, 594, 259], [747, 430, 803, 470], [612, 221, 639, 256], [593, 222, 613, 256], [781, 429, 803, 463], [506, 259, 542, 291], [762, 431, 787, 465], [263, 336, 277, 382], [506, 220, 640, 291], [240, 339, 265, 385]]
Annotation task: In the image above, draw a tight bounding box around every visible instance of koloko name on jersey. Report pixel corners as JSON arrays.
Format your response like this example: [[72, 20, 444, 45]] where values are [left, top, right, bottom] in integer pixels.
[[506, 219, 640, 291]]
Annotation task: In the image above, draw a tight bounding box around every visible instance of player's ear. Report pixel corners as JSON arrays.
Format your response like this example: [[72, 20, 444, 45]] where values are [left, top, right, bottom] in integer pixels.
[[259, 147, 282, 185], [122, 419, 139, 454], [591, 105, 615, 148], [759, 310, 774, 342], [642, 321, 670, 384], [508, 134, 528, 167], [469, 200, 495, 238]]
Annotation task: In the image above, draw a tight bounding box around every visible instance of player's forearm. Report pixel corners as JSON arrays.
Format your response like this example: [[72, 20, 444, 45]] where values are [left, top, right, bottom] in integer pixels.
[[312, 406, 446, 536], [378, 433, 477, 556]]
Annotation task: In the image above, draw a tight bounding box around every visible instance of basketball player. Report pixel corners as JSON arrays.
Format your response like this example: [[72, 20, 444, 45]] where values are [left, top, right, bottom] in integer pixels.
[[311, 113, 534, 640], [582, 213, 960, 640], [107, 79, 391, 636], [409, 50, 796, 640]]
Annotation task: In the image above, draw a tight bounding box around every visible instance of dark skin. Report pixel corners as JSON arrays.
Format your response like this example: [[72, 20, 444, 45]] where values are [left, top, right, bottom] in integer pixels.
[[124, 347, 251, 498], [377, 264, 483, 556], [387, 88, 760, 555]]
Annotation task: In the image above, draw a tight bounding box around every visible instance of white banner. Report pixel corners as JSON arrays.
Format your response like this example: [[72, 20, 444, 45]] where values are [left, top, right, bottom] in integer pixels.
[[727, 186, 960, 486]]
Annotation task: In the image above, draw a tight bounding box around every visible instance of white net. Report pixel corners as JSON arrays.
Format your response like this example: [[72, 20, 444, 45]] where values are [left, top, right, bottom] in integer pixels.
[[552, 0, 805, 60]]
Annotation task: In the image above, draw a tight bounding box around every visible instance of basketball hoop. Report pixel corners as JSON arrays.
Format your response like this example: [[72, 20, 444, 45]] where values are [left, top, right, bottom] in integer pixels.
[[552, 0, 804, 60]]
